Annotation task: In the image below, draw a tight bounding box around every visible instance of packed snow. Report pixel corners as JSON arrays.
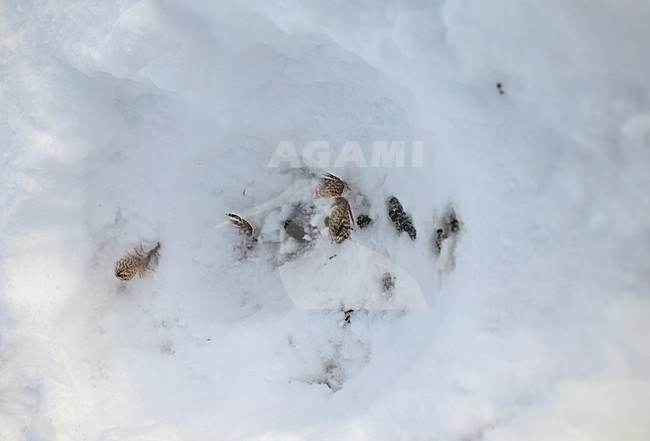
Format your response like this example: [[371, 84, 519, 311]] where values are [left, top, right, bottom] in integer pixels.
[[1, 0, 649, 440]]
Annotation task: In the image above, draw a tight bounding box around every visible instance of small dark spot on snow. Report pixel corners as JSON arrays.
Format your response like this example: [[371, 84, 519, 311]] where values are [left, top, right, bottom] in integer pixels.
[[433, 206, 463, 273], [357, 214, 372, 229], [382, 273, 396, 292], [496, 83, 505, 95], [284, 219, 308, 242]]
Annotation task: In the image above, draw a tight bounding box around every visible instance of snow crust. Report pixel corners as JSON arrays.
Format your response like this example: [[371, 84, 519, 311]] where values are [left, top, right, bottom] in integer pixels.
[[1, 0, 649, 440]]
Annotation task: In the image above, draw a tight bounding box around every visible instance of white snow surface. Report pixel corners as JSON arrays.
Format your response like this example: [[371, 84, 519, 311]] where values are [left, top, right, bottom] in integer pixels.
[[1, 0, 650, 440]]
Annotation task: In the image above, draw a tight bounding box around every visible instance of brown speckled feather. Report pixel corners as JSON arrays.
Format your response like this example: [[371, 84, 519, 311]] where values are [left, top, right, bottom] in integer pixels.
[[227, 213, 253, 236], [329, 197, 354, 243], [316, 173, 347, 198], [115, 242, 161, 281]]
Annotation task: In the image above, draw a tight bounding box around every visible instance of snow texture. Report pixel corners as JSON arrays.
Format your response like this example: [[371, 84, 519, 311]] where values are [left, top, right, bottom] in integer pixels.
[[1, 0, 650, 440]]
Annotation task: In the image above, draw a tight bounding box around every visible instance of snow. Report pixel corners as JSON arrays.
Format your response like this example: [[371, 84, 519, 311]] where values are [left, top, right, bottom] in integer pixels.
[[1, 0, 649, 440]]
